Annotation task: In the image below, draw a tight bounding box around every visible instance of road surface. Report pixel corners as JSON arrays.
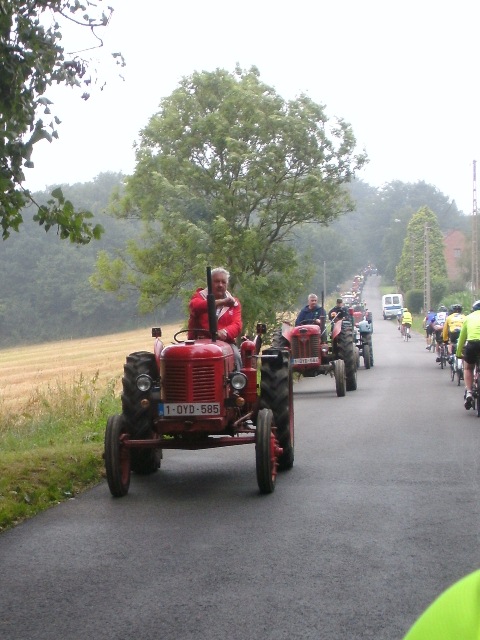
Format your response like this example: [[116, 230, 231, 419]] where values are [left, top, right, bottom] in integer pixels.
[[1, 275, 480, 639]]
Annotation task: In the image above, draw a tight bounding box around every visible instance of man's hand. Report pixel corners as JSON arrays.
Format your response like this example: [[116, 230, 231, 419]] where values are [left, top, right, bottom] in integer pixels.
[[218, 329, 228, 340]]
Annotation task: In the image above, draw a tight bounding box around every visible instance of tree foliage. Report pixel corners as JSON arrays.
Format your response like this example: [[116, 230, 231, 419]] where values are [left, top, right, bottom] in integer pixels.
[[0, 0, 123, 242], [0, 173, 181, 348], [396, 206, 448, 305], [344, 180, 464, 281], [1, 172, 473, 349], [95, 66, 367, 330]]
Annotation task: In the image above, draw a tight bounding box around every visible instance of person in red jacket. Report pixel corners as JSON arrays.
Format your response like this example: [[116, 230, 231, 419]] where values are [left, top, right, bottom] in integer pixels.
[[188, 267, 242, 342]]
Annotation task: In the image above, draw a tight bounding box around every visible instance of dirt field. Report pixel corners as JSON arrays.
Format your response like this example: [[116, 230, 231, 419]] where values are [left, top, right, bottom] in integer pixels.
[[0, 324, 181, 410]]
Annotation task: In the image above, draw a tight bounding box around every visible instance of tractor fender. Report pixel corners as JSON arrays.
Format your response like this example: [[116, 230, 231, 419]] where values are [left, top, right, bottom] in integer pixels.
[[331, 319, 343, 341], [280, 322, 294, 344], [154, 338, 164, 368]]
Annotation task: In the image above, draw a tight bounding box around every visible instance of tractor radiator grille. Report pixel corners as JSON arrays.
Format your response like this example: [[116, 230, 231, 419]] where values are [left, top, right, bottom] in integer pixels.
[[162, 362, 216, 403], [291, 334, 321, 359]]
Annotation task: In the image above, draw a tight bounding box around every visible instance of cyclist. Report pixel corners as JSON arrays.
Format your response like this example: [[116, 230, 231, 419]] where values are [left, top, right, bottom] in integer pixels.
[[401, 308, 412, 338], [423, 308, 436, 350], [433, 305, 448, 363], [442, 304, 465, 364], [396, 309, 403, 332], [403, 569, 480, 638], [455, 300, 480, 410]]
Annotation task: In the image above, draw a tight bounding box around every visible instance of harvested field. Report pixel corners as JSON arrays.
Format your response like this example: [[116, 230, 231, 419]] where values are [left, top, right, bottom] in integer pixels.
[[0, 324, 181, 411]]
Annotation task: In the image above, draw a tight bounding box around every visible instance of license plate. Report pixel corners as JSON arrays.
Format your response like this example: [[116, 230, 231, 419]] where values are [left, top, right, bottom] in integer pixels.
[[293, 357, 318, 364], [159, 403, 220, 417]]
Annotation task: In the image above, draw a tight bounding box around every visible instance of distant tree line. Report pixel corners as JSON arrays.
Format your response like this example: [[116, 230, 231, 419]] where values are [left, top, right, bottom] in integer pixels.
[[0, 170, 469, 348], [0, 173, 179, 347], [91, 67, 469, 333]]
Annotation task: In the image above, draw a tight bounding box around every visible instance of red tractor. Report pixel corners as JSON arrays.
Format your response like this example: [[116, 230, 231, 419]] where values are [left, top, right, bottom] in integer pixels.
[[271, 310, 357, 397], [104, 268, 294, 497]]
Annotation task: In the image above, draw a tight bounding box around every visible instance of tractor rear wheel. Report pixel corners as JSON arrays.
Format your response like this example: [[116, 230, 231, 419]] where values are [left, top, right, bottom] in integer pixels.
[[271, 328, 289, 350], [334, 359, 346, 397], [104, 414, 131, 497], [122, 351, 162, 475], [336, 323, 357, 391], [255, 408, 277, 494], [260, 349, 294, 471]]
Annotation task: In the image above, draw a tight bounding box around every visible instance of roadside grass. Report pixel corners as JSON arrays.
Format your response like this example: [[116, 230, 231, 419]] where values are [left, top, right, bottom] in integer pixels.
[[0, 374, 120, 532], [0, 323, 184, 533]]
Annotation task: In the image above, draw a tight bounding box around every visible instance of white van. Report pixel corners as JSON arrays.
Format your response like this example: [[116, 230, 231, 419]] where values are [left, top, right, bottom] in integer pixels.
[[382, 293, 404, 320]]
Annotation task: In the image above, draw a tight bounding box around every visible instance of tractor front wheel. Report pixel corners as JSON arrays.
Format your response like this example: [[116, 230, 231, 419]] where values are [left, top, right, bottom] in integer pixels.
[[260, 349, 294, 470], [363, 344, 371, 369], [334, 359, 346, 397], [104, 414, 131, 497], [255, 408, 277, 494]]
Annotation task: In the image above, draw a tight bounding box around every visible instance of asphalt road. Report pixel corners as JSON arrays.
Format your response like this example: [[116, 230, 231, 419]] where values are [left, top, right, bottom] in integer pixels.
[[1, 275, 480, 640]]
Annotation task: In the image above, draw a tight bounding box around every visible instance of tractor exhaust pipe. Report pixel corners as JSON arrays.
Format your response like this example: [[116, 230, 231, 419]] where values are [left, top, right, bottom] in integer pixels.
[[206, 266, 218, 342]]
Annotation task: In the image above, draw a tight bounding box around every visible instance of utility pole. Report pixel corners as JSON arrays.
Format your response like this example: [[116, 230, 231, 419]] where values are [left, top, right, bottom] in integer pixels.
[[424, 224, 431, 312], [472, 160, 478, 299]]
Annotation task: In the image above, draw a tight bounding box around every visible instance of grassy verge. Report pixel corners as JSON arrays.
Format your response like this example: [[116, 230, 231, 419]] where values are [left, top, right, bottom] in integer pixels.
[[0, 374, 120, 532]]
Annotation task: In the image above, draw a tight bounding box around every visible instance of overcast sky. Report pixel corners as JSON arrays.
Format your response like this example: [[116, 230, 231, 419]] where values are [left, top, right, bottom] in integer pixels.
[[24, 0, 479, 215]]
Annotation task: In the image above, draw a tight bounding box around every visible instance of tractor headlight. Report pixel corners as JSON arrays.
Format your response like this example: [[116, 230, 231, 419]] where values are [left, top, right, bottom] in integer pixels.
[[136, 374, 153, 392], [230, 372, 247, 391]]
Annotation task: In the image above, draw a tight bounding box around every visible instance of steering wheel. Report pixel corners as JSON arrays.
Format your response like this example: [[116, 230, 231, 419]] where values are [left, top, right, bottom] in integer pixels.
[[174, 328, 212, 343]]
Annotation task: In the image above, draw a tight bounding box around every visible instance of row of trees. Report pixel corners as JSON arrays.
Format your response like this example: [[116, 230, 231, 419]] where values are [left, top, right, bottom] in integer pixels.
[[92, 66, 367, 333], [0, 173, 180, 346], [0, 171, 468, 347], [1, 6, 473, 342], [89, 67, 469, 333]]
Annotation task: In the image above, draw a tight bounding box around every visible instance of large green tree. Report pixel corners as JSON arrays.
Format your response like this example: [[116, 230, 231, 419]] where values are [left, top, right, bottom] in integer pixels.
[[396, 206, 448, 306], [0, 0, 122, 242], [94, 66, 367, 330]]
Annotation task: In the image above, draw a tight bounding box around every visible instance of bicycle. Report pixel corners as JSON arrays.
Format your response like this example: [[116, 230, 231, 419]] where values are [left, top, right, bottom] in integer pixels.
[[470, 357, 480, 417], [450, 354, 464, 386], [403, 323, 411, 341], [438, 342, 448, 369]]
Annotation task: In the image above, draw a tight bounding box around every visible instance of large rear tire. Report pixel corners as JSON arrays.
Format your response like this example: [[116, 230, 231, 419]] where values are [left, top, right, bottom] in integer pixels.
[[271, 329, 290, 350], [121, 351, 161, 475], [104, 414, 131, 497], [335, 322, 357, 391], [260, 349, 294, 471], [255, 408, 277, 494]]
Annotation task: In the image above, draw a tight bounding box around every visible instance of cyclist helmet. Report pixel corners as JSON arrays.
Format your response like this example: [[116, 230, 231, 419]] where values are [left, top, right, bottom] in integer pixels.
[[403, 307, 408, 312], [438, 305, 448, 312], [472, 300, 480, 311], [452, 303, 463, 313]]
